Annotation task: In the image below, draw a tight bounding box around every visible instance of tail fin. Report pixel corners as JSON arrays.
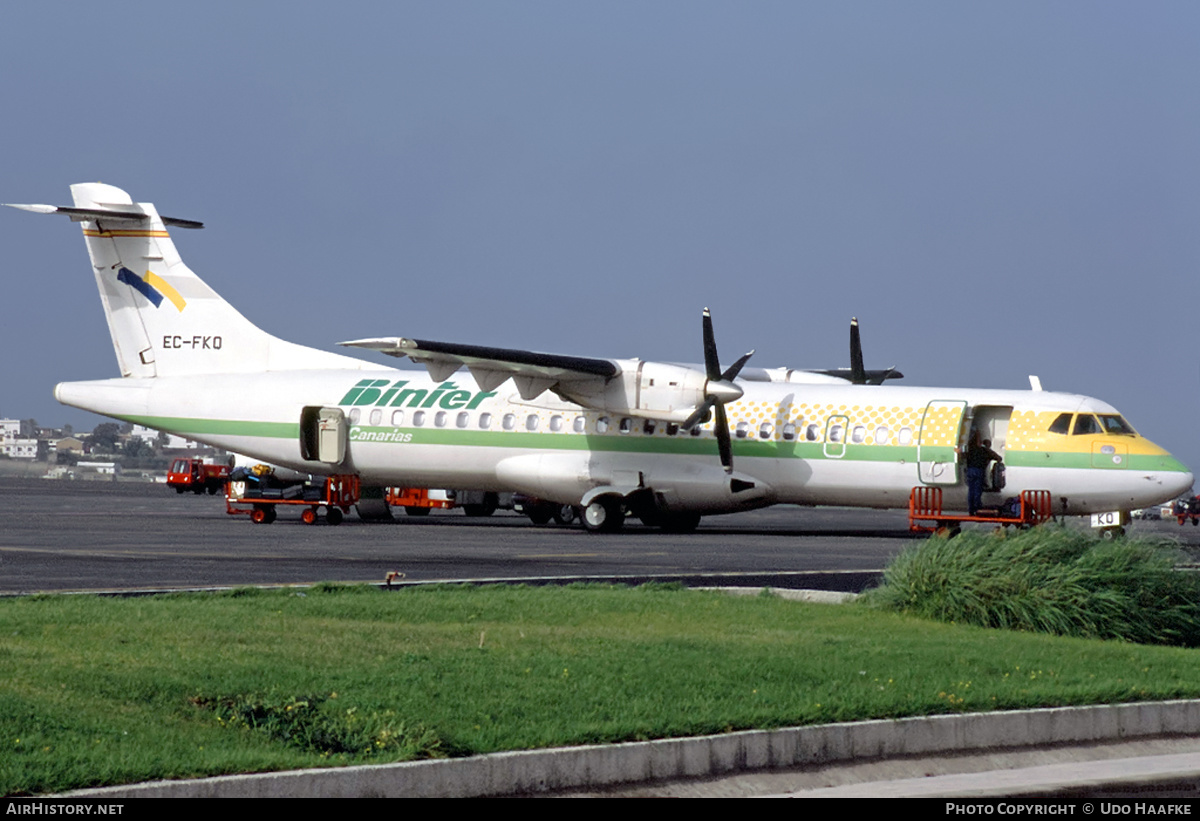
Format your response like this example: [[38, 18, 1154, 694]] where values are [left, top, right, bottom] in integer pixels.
[[9, 183, 364, 378]]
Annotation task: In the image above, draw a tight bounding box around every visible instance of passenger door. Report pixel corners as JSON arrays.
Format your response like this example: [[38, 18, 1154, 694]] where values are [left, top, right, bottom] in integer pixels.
[[917, 400, 966, 485]]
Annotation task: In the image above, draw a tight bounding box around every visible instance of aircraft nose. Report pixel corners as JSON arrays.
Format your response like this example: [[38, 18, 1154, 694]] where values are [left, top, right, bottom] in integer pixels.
[[1168, 470, 1195, 500]]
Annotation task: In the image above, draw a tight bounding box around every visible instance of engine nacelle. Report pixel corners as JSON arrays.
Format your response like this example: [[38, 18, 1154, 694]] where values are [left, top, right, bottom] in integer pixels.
[[557, 360, 710, 424]]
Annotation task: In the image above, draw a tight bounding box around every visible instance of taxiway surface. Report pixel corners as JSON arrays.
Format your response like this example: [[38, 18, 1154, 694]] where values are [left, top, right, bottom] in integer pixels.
[[2, 478, 1195, 595]]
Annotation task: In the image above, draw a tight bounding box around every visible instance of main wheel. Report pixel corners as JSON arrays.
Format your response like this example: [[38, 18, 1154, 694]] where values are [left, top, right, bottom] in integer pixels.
[[582, 497, 624, 533], [527, 505, 553, 525], [658, 513, 702, 533], [552, 505, 578, 526]]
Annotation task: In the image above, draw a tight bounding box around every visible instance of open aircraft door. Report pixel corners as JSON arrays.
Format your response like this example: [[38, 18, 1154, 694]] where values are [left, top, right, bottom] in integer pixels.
[[917, 399, 966, 485], [299, 406, 347, 466]]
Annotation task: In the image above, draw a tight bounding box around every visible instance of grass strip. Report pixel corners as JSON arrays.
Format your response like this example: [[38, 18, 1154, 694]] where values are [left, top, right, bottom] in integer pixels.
[[5, 582, 1200, 795], [864, 528, 1200, 645]]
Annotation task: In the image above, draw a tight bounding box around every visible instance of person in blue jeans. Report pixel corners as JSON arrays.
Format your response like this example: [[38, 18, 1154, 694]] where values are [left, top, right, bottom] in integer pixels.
[[966, 435, 1002, 515]]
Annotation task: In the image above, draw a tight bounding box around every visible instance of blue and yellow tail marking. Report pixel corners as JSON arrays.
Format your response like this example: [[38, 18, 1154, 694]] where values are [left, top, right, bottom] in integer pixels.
[[116, 267, 186, 312]]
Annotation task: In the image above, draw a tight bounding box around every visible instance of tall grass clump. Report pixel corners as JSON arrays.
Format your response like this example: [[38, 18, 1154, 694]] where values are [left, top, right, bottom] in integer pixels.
[[864, 527, 1200, 646]]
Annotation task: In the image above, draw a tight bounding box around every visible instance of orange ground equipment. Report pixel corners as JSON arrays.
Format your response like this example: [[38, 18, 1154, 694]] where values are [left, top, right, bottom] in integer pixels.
[[908, 486, 1053, 534], [226, 473, 360, 525]]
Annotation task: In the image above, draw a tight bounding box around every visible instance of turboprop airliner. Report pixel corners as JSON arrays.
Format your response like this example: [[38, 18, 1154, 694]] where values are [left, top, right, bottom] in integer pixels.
[[8, 183, 1193, 532]]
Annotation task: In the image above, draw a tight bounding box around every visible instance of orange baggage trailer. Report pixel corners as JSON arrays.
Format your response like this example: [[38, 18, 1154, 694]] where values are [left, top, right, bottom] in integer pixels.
[[226, 474, 360, 525], [908, 486, 1053, 534]]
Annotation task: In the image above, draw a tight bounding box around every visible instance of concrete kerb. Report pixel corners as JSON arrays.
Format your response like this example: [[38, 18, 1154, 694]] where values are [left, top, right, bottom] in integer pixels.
[[66, 699, 1200, 798]]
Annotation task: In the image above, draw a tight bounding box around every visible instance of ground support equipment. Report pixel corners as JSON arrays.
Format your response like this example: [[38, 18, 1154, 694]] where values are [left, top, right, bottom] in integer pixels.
[[908, 486, 1053, 534], [385, 487, 454, 517], [226, 474, 361, 525]]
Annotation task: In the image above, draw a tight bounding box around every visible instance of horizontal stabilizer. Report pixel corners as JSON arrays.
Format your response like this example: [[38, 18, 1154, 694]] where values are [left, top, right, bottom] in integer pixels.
[[3, 202, 203, 229]]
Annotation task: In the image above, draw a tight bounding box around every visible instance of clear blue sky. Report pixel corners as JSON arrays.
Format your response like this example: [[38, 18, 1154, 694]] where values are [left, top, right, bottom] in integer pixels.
[[3, 2, 1198, 470]]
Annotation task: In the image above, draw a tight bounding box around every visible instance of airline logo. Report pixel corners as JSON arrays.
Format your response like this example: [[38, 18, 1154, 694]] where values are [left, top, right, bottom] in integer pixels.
[[339, 379, 497, 410], [117, 267, 186, 312]]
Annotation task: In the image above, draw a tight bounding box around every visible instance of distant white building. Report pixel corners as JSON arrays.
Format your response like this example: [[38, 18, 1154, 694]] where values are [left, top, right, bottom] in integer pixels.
[[128, 425, 196, 450], [0, 418, 37, 459]]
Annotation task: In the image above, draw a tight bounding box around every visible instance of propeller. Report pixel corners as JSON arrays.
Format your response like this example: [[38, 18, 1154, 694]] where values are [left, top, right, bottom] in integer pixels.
[[683, 308, 754, 473]]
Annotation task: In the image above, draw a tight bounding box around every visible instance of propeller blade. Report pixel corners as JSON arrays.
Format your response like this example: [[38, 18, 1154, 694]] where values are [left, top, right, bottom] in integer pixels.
[[682, 399, 715, 432], [701, 307, 721, 380], [849, 317, 866, 385], [721, 349, 754, 383], [714, 402, 733, 473]]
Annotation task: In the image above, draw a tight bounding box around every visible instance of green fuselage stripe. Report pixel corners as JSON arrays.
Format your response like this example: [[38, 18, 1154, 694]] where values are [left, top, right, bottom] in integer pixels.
[[121, 415, 1190, 474]]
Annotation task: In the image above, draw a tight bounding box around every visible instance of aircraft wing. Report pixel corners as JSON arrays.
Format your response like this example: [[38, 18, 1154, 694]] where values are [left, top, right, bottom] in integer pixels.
[[340, 337, 619, 400]]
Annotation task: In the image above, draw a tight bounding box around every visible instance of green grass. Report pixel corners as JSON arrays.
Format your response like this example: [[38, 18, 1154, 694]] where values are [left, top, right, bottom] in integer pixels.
[[864, 527, 1200, 645], [6, 582, 1200, 795]]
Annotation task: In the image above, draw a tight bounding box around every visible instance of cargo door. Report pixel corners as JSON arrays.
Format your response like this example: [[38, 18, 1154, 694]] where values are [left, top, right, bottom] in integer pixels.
[[300, 406, 347, 465], [917, 400, 966, 485]]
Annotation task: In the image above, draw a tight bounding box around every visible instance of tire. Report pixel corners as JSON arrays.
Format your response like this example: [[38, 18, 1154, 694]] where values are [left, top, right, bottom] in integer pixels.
[[263, 507, 277, 525], [175, 486, 185, 494], [251, 507, 267, 524], [463, 493, 499, 517], [582, 497, 624, 533], [527, 504, 554, 525], [658, 513, 701, 533], [405, 506, 431, 517], [326, 508, 344, 526], [552, 505, 578, 526], [301, 508, 317, 525]]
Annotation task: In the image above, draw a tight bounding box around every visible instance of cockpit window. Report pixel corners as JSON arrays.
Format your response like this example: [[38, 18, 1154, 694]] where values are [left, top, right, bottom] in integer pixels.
[[1072, 414, 1102, 436], [1048, 413, 1072, 435], [1098, 414, 1136, 435]]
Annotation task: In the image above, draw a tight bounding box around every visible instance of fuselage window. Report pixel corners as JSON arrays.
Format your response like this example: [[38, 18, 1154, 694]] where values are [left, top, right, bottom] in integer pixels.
[[828, 424, 844, 443], [348, 408, 361, 425], [805, 423, 821, 442], [735, 421, 749, 439], [435, 411, 447, 428], [550, 415, 563, 432], [502, 413, 516, 431], [619, 417, 632, 434], [526, 414, 539, 431], [479, 412, 492, 429], [456, 411, 469, 429], [597, 416, 610, 434], [1048, 413, 1072, 435], [759, 422, 773, 440], [643, 419, 656, 435], [782, 423, 796, 441], [898, 426, 913, 446], [1072, 414, 1102, 436], [369, 409, 382, 426], [391, 410, 405, 426], [412, 410, 425, 427], [573, 416, 585, 433], [874, 426, 890, 445], [851, 425, 866, 444]]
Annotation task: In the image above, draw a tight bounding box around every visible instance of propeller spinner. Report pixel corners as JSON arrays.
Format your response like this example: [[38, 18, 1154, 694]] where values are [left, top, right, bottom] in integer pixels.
[[682, 308, 754, 474]]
